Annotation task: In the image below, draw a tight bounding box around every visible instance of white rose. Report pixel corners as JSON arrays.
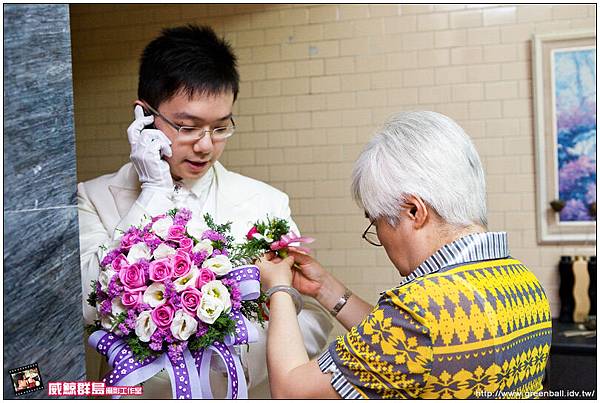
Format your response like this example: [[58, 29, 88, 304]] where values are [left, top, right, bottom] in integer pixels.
[[98, 268, 117, 292], [111, 297, 127, 316], [100, 315, 122, 336], [201, 280, 232, 313], [186, 216, 208, 240], [135, 311, 157, 342], [173, 267, 199, 292], [192, 239, 214, 256], [127, 242, 151, 263], [143, 283, 167, 308], [201, 255, 233, 276], [196, 294, 225, 324], [100, 315, 112, 330], [252, 233, 273, 243], [153, 243, 176, 260], [170, 310, 198, 341], [153, 216, 173, 240]]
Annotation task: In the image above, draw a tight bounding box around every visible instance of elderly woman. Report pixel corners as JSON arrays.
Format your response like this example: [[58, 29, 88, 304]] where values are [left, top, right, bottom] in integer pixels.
[[258, 111, 552, 399]]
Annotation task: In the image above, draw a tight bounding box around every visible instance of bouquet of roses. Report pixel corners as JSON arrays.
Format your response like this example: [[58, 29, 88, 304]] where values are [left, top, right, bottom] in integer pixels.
[[86, 209, 263, 399]]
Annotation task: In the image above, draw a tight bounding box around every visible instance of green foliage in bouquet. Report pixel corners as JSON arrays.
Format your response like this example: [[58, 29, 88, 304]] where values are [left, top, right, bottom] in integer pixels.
[[85, 321, 101, 336], [126, 335, 156, 362], [188, 313, 237, 351], [240, 292, 268, 328], [87, 280, 98, 307]]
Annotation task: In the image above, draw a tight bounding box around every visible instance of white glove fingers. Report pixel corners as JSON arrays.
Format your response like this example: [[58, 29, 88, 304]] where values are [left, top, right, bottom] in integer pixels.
[[139, 129, 173, 158], [133, 105, 146, 120], [128, 117, 174, 190], [151, 129, 173, 147], [152, 130, 173, 158], [134, 105, 155, 127], [159, 141, 173, 158], [128, 106, 155, 145]]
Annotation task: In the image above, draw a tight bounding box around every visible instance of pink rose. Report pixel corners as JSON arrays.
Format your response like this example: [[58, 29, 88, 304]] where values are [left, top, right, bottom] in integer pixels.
[[167, 225, 186, 241], [181, 288, 203, 314], [111, 254, 129, 271], [196, 268, 216, 288], [246, 226, 258, 240], [119, 263, 146, 290], [178, 237, 193, 253], [120, 231, 139, 250], [149, 258, 173, 282], [151, 304, 174, 328], [172, 251, 191, 278], [124, 285, 148, 293], [121, 291, 143, 308]]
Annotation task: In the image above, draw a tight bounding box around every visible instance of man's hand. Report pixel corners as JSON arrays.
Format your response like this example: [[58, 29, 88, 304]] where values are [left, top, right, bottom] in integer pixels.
[[128, 105, 174, 190]]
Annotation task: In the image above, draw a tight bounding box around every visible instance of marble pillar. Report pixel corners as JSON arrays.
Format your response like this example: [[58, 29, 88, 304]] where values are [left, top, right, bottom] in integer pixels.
[[3, 4, 85, 398]]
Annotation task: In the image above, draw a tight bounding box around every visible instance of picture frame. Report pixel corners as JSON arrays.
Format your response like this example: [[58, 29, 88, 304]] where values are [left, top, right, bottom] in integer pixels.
[[532, 30, 596, 244]]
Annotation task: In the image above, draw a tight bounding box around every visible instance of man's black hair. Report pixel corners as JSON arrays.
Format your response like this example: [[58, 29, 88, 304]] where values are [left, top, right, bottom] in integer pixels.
[[138, 24, 239, 108]]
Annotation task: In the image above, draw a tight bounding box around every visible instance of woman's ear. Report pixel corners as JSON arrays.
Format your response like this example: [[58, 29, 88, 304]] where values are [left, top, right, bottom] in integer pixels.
[[404, 195, 428, 229]]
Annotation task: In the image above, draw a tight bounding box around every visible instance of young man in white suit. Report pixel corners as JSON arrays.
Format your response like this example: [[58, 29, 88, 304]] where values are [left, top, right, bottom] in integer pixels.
[[78, 25, 332, 398]]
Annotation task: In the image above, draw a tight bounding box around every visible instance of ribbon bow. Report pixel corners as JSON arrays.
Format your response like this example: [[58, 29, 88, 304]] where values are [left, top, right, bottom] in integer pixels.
[[270, 231, 315, 254], [89, 265, 260, 399]]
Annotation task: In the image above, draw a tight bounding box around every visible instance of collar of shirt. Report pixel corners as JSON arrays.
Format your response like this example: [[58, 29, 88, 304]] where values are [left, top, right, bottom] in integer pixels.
[[175, 166, 215, 198], [397, 231, 509, 287]]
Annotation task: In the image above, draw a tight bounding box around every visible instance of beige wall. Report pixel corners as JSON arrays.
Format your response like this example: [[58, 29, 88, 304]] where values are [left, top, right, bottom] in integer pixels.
[[70, 3, 596, 323]]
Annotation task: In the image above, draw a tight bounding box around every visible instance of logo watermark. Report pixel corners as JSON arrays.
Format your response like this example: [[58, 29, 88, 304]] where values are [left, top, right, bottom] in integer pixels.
[[474, 389, 596, 399], [8, 363, 44, 396], [47, 382, 143, 397]]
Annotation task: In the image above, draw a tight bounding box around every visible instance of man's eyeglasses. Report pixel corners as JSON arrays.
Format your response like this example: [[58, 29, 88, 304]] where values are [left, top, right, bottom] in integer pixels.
[[140, 100, 236, 141], [362, 220, 382, 247]]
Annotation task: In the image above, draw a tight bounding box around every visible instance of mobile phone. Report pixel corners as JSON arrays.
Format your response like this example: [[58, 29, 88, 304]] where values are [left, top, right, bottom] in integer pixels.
[[141, 107, 156, 130]]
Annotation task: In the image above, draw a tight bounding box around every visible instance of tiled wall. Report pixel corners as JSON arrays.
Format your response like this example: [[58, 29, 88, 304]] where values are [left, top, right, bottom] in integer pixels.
[[70, 4, 596, 323]]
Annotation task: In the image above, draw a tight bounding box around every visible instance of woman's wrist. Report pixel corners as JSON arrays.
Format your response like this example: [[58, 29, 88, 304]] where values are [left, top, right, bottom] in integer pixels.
[[315, 273, 348, 313], [264, 276, 292, 290], [266, 285, 303, 315]]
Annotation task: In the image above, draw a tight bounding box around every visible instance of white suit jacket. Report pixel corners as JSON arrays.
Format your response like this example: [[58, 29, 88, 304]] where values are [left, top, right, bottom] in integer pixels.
[[78, 161, 332, 398]]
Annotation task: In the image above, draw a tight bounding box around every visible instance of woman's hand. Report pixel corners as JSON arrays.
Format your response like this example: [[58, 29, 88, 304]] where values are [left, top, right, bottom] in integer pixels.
[[257, 253, 295, 290], [259, 248, 335, 300], [286, 248, 329, 299]]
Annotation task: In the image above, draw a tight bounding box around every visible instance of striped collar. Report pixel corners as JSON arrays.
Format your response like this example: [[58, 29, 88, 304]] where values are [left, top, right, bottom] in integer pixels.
[[398, 231, 509, 287]]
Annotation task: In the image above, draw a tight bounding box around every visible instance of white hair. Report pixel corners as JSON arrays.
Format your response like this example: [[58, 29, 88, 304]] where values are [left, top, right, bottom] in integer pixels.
[[351, 111, 487, 227]]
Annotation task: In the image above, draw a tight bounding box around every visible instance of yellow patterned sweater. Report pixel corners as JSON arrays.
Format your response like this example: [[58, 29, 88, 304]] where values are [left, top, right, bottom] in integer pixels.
[[318, 233, 552, 399]]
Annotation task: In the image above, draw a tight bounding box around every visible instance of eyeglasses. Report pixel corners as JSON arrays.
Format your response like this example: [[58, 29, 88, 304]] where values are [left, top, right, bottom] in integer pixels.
[[361, 220, 382, 247], [140, 100, 236, 141]]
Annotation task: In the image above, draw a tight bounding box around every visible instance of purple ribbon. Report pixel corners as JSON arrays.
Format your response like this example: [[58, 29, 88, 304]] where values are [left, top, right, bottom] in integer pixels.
[[90, 265, 260, 399]]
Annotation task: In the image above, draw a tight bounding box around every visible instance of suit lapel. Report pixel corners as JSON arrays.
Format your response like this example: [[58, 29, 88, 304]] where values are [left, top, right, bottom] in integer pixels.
[[109, 185, 140, 219], [213, 162, 260, 227]]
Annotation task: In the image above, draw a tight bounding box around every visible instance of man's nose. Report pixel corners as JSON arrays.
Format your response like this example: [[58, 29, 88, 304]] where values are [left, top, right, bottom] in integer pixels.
[[192, 132, 214, 153]]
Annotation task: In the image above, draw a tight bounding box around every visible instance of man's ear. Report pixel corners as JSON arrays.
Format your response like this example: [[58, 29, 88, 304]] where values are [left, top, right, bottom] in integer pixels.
[[404, 195, 428, 229]]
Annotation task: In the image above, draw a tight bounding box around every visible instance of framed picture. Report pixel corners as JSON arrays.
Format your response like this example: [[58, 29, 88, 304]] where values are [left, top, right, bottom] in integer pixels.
[[532, 30, 596, 244]]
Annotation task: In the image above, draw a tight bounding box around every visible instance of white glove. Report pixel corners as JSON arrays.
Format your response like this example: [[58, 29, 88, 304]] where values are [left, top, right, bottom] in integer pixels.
[[128, 105, 174, 191]]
